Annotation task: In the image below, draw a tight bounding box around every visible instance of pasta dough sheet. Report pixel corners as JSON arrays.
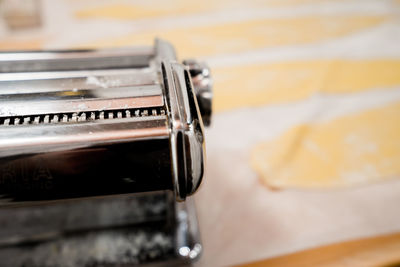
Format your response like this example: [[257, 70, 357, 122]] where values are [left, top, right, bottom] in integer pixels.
[[251, 101, 400, 189]]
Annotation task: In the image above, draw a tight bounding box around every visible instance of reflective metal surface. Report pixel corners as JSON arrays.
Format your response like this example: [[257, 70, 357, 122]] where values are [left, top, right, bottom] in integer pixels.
[[183, 59, 213, 126], [0, 191, 202, 266], [0, 46, 153, 72], [156, 40, 206, 201], [0, 39, 212, 201]]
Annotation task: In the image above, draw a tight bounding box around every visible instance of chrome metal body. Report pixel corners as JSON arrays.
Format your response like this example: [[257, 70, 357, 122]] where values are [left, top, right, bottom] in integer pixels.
[[0, 191, 202, 266], [0, 39, 212, 201]]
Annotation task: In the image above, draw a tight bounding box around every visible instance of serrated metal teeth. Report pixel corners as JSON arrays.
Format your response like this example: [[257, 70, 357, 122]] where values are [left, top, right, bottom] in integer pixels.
[[79, 113, 86, 122], [71, 113, 78, 122], [0, 107, 166, 126], [51, 115, 57, 123]]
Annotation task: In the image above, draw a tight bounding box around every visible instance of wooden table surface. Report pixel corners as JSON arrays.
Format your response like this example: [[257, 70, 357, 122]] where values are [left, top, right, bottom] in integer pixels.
[[238, 232, 400, 267]]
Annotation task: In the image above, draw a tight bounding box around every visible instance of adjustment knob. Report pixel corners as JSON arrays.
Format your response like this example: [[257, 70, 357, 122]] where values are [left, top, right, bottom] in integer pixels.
[[183, 59, 213, 126]]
